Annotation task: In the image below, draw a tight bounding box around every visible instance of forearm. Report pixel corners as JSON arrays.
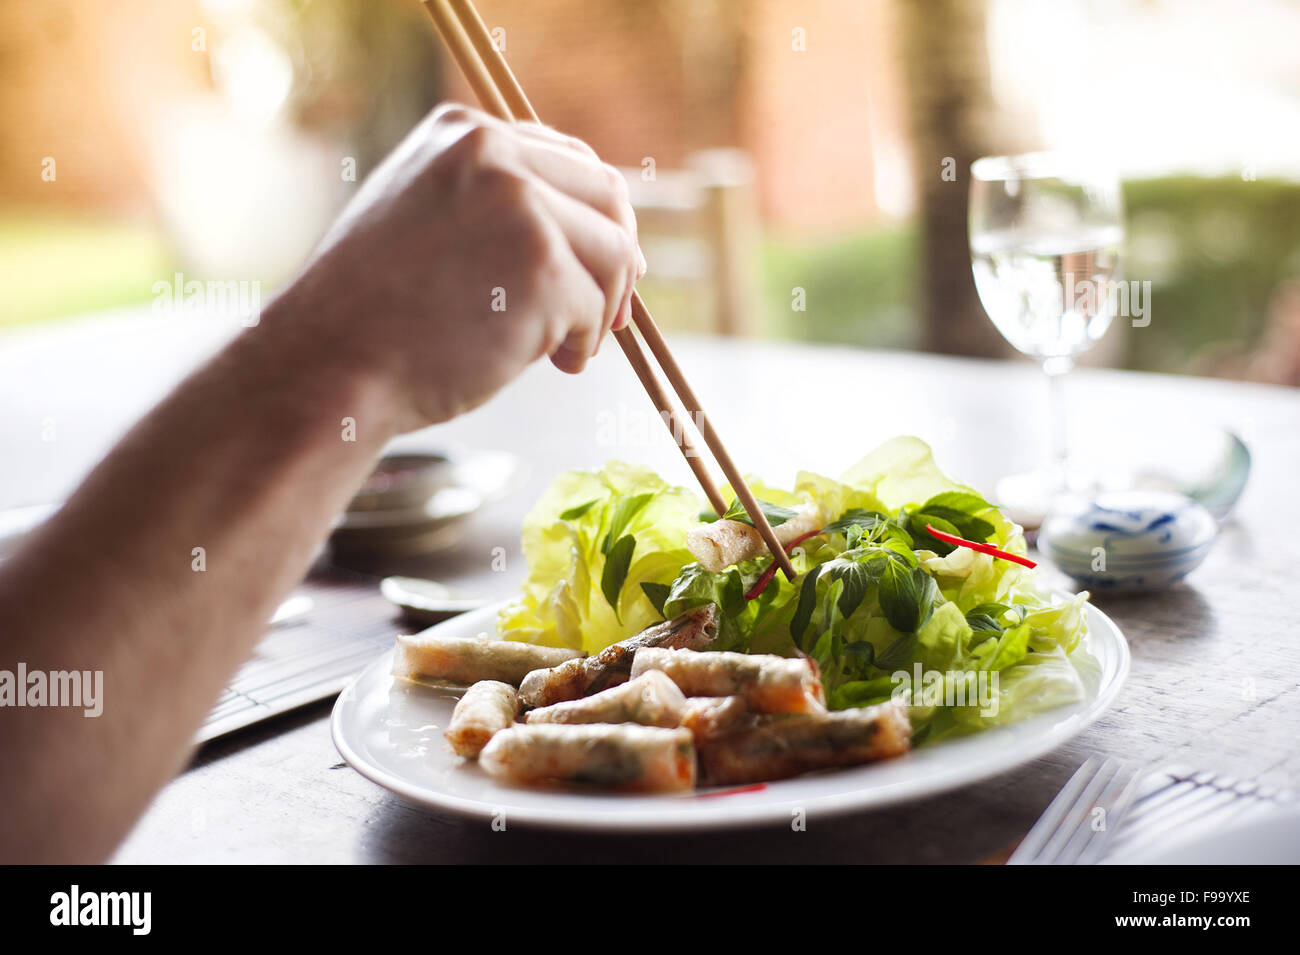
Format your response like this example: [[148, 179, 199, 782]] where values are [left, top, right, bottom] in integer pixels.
[[0, 103, 641, 862], [0, 297, 400, 862]]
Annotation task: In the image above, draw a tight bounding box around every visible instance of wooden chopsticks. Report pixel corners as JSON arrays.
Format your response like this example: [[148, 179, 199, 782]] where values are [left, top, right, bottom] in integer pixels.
[[421, 0, 796, 581]]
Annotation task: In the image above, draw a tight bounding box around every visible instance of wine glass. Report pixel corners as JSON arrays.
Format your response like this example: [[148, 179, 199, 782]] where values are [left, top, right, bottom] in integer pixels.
[[969, 152, 1124, 519]]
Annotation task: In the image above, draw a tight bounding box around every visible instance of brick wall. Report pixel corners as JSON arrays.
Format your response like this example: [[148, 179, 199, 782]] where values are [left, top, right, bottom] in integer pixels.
[[441, 0, 909, 232], [0, 0, 211, 211], [0, 0, 911, 232]]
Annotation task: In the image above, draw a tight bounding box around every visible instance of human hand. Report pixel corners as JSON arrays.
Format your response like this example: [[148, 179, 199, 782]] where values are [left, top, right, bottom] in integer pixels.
[[267, 103, 645, 427]]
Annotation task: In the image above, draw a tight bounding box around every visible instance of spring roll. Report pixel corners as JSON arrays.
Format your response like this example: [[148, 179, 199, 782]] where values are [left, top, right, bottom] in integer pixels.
[[696, 699, 912, 786], [686, 505, 822, 572], [525, 670, 687, 728], [518, 604, 718, 707], [680, 695, 750, 743], [479, 724, 697, 793], [445, 680, 519, 759], [393, 632, 583, 687], [630, 648, 826, 714]]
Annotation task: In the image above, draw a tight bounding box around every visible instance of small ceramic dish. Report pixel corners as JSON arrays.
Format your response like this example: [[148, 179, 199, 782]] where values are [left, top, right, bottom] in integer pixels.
[[379, 576, 488, 626], [346, 454, 454, 512], [329, 449, 523, 561], [1039, 490, 1217, 592]]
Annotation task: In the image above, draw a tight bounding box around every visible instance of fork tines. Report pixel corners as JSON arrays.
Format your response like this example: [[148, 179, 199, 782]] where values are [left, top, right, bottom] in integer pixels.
[[1009, 757, 1143, 865]]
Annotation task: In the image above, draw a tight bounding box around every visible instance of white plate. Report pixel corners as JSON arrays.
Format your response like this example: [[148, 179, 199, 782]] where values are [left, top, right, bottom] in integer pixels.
[[332, 602, 1129, 831]]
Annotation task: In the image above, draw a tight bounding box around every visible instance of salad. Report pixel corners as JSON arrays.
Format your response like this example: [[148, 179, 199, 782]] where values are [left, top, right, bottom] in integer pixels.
[[498, 437, 1096, 744]]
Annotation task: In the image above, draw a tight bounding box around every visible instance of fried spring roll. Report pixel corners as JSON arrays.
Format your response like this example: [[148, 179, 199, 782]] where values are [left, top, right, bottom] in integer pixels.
[[393, 632, 583, 687], [685, 505, 821, 572], [630, 648, 826, 714], [445, 680, 519, 759], [680, 695, 750, 743], [696, 699, 911, 786], [518, 605, 718, 707], [479, 724, 697, 793], [525, 670, 687, 728]]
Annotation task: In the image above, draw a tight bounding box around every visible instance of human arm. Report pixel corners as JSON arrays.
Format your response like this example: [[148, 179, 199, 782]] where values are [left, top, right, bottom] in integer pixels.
[[0, 104, 642, 862]]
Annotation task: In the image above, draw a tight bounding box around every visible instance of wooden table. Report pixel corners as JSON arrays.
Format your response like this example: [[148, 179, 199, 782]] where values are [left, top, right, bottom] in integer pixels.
[[2, 308, 1297, 863]]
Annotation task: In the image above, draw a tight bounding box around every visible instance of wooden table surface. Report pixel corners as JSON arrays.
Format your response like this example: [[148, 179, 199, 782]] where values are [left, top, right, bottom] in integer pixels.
[[2, 308, 1297, 864]]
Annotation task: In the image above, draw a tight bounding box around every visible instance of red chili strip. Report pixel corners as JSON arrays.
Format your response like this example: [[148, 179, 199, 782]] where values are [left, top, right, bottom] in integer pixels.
[[744, 528, 823, 600], [924, 524, 1037, 568]]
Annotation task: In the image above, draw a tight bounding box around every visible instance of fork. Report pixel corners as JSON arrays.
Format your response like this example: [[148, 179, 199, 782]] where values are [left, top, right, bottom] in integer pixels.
[[1100, 765, 1294, 861], [1008, 757, 1144, 865], [1010, 759, 1295, 864]]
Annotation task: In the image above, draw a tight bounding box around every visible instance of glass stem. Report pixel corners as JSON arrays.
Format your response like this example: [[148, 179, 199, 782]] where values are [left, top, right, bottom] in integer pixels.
[[1043, 356, 1073, 493]]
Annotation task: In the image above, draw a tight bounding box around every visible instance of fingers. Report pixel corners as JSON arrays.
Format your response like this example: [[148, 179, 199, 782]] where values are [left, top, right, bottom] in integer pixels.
[[508, 124, 646, 276], [505, 124, 642, 340], [545, 248, 607, 375], [531, 180, 637, 350], [432, 110, 635, 230], [505, 196, 605, 375], [429, 107, 644, 273], [424, 106, 641, 371]]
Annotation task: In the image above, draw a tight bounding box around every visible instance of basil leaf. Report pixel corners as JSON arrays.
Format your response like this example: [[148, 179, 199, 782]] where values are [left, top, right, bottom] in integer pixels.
[[874, 631, 919, 670], [920, 491, 991, 514], [844, 640, 876, 668], [844, 523, 863, 550], [968, 601, 1012, 620], [821, 509, 890, 534], [878, 558, 919, 632], [965, 612, 1004, 633], [559, 499, 599, 521], [822, 578, 846, 666], [909, 492, 996, 546], [662, 563, 745, 620], [601, 492, 654, 555], [640, 581, 670, 617], [823, 509, 914, 547], [968, 600, 1011, 644], [822, 555, 884, 620], [914, 570, 939, 630], [881, 538, 920, 567], [906, 511, 961, 555], [715, 569, 747, 619], [879, 564, 936, 633], [721, 497, 799, 528], [835, 565, 870, 619], [921, 505, 995, 543], [600, 533, 637, 617], [790, 565, 823, 647]]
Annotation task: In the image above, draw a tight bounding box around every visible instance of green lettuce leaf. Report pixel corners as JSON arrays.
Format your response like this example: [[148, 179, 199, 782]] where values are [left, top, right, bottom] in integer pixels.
[[497, 462, 699, 652], [499, 438, 1093, 748]]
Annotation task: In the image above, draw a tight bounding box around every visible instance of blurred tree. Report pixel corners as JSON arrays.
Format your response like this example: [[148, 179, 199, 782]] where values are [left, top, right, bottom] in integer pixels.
[[895, 0, 1011, 358]]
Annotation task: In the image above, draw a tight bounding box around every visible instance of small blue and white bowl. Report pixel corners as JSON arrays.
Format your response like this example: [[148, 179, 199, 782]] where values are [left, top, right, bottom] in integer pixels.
[[1039, 490, 1217, 592]]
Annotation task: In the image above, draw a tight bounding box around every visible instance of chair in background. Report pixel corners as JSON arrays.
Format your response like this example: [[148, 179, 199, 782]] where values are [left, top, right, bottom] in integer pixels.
[[620, 148, 759, 337]]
